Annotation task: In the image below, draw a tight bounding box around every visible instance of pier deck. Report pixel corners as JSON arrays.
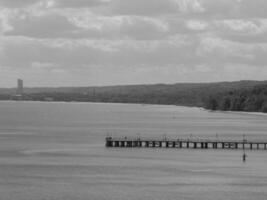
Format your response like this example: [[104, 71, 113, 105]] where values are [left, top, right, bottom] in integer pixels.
[[105, 137, 267, 150]]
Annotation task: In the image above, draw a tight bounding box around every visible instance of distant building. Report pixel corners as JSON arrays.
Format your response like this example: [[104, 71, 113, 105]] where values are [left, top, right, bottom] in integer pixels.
[[16, 79, 23, 95]]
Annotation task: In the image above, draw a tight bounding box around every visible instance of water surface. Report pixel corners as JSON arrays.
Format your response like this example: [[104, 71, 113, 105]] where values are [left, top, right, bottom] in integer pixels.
[[0, 101, 267, 200]]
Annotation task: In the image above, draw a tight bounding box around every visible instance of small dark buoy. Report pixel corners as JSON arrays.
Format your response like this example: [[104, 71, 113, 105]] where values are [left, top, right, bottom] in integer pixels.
[[242, 134, 247, 162], [242, 153, 247, 162]]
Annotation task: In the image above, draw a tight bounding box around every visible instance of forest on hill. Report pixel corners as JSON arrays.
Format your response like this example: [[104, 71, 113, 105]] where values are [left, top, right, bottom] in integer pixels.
[[0, 80, 267, 113], [205, 83, 267, 113]]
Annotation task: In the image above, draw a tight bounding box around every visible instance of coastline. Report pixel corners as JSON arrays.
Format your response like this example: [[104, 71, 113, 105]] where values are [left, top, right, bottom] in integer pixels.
[[1, 99, 267, 116], [204, 108, 267, 116], [221, 110, 267, 116]]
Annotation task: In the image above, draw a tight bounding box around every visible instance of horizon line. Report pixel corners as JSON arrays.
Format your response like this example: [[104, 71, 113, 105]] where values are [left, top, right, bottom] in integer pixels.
[[1, 79, 267, 89]]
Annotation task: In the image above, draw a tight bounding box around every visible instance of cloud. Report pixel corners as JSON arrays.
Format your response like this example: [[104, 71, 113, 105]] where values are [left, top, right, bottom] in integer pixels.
[[215, 19, 267, 43], [186, 20, 208, 31], [6, 13, 78, 38], [4, 33, 266, 72], [0, 0, 38, 8], [0, 33, 201, 78], [53, 0, 108, 8], [0, 0, 267, 86], [0, 8, 13, 34], [69, 15, 170, 40], [199, 0, 267, 18], [238, 0, 267, 18], [5, 9, 170, 40], [196, 37, 267, 66], [107, 0, 204, 16], [218, 19, 267, 34]]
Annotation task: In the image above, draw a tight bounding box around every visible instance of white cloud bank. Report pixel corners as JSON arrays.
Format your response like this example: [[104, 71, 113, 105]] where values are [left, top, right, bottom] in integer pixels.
[[0, 0, 267, 87]]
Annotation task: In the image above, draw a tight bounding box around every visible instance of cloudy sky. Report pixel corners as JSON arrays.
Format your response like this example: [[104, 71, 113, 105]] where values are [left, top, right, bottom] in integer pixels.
[[0, 0, 267, 87]]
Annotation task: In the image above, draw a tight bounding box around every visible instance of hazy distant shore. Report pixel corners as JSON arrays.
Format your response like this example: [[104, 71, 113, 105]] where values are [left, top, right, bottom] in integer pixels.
[[1, 80, 266, 113]]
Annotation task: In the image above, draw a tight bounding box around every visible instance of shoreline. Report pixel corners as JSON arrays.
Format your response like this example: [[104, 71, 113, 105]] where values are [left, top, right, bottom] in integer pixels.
[[0, 99, 196, 107], [204, 108, 267, 116], [1, 99, 267, 115]]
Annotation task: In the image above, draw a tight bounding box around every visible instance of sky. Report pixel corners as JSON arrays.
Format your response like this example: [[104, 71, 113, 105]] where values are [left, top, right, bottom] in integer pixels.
[[0, 0, 267, 87]]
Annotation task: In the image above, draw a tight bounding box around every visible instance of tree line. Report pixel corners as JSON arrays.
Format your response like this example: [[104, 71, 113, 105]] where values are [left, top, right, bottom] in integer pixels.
[[1, 80, 267, 113], [205, 84, 267, 113]]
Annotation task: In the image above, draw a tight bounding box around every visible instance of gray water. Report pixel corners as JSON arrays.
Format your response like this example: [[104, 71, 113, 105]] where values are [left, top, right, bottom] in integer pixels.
[[0, 101, 267, 200]]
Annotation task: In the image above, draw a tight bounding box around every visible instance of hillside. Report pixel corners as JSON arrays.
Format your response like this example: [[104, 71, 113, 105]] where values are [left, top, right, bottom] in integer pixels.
[[1, 80, 267, 112], [205, 83, 267, 113]]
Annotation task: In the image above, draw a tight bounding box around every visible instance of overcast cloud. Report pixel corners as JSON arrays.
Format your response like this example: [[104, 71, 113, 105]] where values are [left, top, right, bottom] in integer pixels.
[[0, 0, 267, 87]]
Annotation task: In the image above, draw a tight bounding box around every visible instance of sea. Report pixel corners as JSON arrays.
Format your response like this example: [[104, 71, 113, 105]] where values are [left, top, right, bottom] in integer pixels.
[[0, 101, 267, 200]]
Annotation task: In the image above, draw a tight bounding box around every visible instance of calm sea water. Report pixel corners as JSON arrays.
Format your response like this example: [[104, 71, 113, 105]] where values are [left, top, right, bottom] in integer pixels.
[[0, 101, 267, 200]]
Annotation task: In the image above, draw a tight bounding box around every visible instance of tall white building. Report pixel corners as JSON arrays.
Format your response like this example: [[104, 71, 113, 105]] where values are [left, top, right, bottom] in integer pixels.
[[17, 79, 23, 95]]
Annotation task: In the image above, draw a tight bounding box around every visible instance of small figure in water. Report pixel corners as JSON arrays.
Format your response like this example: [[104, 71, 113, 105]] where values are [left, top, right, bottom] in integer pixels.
[[243, 153, 247, 162], [242, 134, 247, 163]]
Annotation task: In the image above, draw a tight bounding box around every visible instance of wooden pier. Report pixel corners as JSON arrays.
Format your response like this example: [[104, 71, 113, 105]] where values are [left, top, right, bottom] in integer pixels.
[[105, 137, 267, 150]]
